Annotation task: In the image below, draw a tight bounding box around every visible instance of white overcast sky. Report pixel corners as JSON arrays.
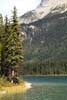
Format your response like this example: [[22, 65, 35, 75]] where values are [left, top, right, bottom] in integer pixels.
[[0, 0, 41, 17]]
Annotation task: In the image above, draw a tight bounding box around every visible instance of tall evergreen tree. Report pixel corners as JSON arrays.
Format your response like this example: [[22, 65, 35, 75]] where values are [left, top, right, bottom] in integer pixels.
[[0, 14, 4, 75], [11, 7, 23, 72], [0, 14, 4, 45], [0, 7, 23, 83], [1, 16, 10, 76], [0, 14, 4, 37], [4, 7, 23, 82]]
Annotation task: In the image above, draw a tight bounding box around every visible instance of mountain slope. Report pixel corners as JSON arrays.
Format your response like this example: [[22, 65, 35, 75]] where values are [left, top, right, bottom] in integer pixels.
[[21, 11, 67, 61], [20, 0, 67, 24], [20, 0, 67, 74]]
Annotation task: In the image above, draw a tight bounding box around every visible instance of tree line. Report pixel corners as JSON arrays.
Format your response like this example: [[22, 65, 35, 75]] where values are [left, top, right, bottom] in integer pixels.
[[0, 7, 23, 83], [21, 59, 67, 75]]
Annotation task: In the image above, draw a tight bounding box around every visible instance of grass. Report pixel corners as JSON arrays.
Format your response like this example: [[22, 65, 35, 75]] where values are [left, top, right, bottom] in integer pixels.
[[3, 83, 27, 95], [0, 77, 26, 95]]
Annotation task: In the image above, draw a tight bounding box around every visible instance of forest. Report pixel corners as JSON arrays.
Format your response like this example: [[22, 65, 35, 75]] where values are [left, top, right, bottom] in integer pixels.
[[21, 59, 67, 75]]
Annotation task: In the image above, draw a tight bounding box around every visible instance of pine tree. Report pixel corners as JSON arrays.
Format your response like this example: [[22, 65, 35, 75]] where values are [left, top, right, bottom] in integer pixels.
[[0, 14, 4, 36], [1, 16, 10, 76], [11, 7, 23, 74], [3, 7, 23, 82], [0, 7, 23, 83], [0, 14, 4, 75]]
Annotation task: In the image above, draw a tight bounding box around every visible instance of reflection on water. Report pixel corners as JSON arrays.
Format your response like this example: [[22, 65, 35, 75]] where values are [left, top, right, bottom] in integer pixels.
[[0, 76, 67, 100]]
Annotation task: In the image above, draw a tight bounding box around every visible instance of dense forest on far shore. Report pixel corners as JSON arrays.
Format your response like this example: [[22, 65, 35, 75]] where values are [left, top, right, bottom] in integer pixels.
[[21, 59, 67, 75]]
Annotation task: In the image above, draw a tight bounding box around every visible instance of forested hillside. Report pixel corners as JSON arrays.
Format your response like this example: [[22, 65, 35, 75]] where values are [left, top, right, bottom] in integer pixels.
[[20, 2, 67, 75]]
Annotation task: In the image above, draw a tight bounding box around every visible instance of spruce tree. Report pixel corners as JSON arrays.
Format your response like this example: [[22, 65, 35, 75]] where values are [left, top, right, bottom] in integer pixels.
[[0, 14, 3, 71], [4, 7, 23, 82], [0, 14, 4, 75], [11, 7, 23, 73], [0, 16, 10, 76], [0, 14, 4, 45], [0, 7, 23, 83], [0, 14, 4, 37]]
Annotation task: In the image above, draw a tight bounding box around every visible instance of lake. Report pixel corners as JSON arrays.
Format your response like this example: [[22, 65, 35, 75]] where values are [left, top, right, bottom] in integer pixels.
[[0, 76, 67, 100]]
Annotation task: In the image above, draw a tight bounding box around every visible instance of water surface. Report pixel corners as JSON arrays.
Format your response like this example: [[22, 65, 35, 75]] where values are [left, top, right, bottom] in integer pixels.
[[0, 76, 67, 100]]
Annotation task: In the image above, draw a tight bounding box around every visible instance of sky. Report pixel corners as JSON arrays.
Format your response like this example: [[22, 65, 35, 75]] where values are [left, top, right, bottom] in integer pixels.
[[0, 0, 41, 17]]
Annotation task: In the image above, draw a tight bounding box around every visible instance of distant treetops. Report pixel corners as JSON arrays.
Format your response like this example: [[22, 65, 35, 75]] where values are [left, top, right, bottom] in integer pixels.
[[0, 7, 23, 83]]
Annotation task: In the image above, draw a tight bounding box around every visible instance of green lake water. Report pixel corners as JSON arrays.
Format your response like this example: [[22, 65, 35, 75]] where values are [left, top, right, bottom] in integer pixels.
[[0, 76, 67, 100]]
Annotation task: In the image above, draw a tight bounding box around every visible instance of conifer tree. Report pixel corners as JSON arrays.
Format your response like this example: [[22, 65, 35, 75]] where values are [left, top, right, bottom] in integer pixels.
[[3, 7, 23, 82], [0, 14, 3, 70], [11, 7, 23, 73], [0, 14, 4, 44], [0, 7, 23, 83], [0, 14, 4, 75], [1, 16, 10, 76]]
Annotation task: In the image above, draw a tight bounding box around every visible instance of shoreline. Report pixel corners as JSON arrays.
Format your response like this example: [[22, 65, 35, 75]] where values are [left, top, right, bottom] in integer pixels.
[[0, 81, 32, 95], [22, 74, 67, 76], [24, 81, 32, 89], [0, 75, 67, 95]]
